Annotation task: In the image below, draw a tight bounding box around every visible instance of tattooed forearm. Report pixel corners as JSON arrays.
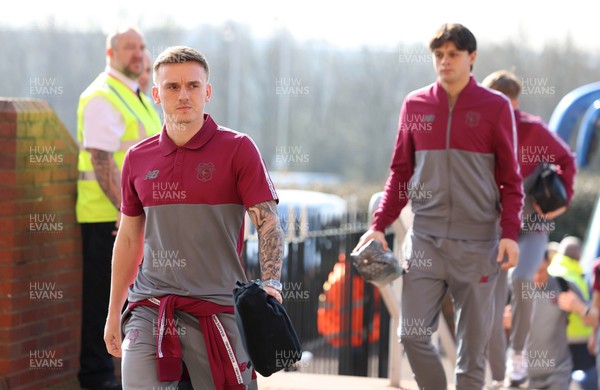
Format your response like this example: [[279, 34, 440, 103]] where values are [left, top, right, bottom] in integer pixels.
[[248, 200, 284, 281], [89, 148, 121, 210]]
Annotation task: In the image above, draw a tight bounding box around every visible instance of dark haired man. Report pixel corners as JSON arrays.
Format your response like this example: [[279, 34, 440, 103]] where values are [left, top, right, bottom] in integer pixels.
[[355, 23, 523, 388]]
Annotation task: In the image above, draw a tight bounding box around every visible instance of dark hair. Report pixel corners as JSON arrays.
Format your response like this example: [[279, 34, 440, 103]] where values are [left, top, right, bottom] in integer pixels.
[[429, 23, 477, 54], [153, 46, 210, 82]]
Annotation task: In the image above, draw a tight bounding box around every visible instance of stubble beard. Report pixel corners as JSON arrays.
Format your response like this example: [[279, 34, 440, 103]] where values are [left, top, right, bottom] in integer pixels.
[[121, 60, 143, 80]]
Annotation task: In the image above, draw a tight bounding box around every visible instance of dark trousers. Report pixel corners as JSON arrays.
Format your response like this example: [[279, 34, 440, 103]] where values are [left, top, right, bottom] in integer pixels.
[[78, 222, 117, 387], [570, 342, 598, 390]]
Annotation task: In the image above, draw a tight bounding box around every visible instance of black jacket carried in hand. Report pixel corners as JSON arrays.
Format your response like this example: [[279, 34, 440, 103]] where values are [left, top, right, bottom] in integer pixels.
[[233, 280, 302, 377]]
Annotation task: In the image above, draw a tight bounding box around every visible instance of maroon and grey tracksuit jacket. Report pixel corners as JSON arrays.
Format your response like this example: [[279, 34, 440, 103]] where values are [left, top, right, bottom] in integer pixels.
[[372, 76, 524, 241]]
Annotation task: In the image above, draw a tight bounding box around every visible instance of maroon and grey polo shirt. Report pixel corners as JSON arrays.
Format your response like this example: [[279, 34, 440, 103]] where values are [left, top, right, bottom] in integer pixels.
[[121, 114, 278, 306]]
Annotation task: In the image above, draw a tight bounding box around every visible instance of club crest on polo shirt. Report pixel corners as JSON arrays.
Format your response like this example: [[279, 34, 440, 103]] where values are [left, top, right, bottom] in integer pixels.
[[197, 163, 216, 182]]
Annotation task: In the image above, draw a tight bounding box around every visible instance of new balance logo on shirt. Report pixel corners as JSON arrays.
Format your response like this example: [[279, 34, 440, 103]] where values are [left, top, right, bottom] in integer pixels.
[[145, 170, 160, 180]]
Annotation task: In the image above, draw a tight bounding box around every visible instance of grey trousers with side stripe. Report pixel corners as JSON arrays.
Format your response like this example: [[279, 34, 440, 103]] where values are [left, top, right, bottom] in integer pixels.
[[121, 305, 257, 390], [400, 230, 499, 390]]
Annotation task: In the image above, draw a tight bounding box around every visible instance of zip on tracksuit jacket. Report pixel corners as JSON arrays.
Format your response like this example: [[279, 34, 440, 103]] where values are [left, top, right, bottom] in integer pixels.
[[372, 76, 524, 241]]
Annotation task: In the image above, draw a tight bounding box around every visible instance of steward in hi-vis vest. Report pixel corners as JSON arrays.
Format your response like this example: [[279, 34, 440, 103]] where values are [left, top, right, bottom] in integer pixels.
[[77, 27, 161, 390], [76, 71, 161, 222]]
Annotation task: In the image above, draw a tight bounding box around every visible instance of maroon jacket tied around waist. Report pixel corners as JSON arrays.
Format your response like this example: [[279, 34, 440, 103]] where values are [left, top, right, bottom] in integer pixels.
[[127, 295, 247, 389]]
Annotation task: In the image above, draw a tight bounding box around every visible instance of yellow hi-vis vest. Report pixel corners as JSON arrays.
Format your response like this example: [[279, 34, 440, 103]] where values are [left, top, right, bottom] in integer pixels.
[[547, 254, 592, 342], [76, 73, 161, 223]]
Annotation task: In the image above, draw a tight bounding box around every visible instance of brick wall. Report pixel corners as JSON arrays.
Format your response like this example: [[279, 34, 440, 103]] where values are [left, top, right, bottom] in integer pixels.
[[0, 99, 81, 390]]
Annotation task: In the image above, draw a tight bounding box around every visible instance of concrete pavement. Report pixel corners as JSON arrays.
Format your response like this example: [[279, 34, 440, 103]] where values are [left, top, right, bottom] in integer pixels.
[[257, 372, 404, 390]]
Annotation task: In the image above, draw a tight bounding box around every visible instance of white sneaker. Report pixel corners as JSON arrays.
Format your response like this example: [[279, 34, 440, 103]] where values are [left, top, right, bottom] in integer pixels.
[[487, 380, 504, 389], [505, 348, 528, 386]]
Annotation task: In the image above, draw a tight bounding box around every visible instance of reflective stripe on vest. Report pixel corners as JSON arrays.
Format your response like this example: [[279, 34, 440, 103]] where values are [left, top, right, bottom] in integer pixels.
[[76, 138, 143, 155], [106, 84, 149, 140], [76, 73, 162, 223], [548, 256, 593, 339]]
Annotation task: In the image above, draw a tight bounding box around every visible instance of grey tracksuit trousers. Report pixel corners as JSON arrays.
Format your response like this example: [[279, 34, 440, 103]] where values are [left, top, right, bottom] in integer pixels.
[[121, 305, 257, 390], [400, 230, 499, 389]]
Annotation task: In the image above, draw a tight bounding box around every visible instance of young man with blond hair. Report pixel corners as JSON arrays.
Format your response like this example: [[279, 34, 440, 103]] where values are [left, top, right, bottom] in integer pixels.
[[103, 46, 283, 389]]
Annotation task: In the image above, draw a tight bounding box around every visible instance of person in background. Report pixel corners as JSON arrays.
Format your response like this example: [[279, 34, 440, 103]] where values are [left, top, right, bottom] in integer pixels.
[[547, 241, 560, 263], [482, 70, 576, 388], [588, 256, 600, 389], [138, 49, 153, 94], [76, 26, 162, 390], [355, 23, 523, 389], [505, 249, 598, 390], [548, 236, 598, 390]]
